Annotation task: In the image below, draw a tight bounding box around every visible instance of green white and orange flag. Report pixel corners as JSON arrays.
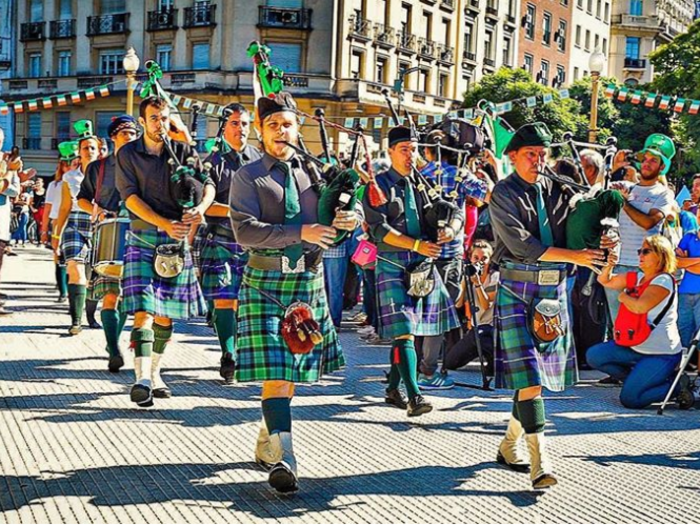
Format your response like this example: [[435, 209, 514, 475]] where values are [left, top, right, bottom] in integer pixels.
[[70, 92, 81, 104], [0, 104, 8, 115], [674, 98, 686, 113], [604, 84, 616, 98], [645, 93, 657, 108], [42, 97, 53, 109], [56, 94, 67, 106], [13, 102, 23, 113], [617, 88, 629, 102], [85, 88, 96, 101], [27, 99, 38, 111], [658, 95, 671, 110], [689, 100, 700, 115], [99, 85, 110, 97], [630, 91, 642, 104]]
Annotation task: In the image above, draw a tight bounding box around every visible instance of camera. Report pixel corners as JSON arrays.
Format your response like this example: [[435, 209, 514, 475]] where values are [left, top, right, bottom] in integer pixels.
[[465, 261, 484, 277]]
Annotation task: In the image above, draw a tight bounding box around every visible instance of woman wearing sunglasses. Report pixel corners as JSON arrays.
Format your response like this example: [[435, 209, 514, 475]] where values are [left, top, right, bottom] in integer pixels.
[[587, 235, 682, 408]]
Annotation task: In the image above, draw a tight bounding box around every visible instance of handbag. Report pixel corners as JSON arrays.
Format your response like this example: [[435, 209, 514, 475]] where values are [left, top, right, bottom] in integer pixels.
[[529, 298, 565, 345], [405, 259, 435, 298], [351, 238, 377, 269], [614, 272, 675, 347]]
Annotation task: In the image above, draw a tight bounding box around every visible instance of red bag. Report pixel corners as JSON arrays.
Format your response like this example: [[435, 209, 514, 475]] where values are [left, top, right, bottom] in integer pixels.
[[613, 272, 675, 347]]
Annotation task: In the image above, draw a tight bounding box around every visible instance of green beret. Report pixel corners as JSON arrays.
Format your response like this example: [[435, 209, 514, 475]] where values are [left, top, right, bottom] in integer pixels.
[[388, 126, 417, 147], [504, 122, 552, 154], [257, 92, 297, 122]]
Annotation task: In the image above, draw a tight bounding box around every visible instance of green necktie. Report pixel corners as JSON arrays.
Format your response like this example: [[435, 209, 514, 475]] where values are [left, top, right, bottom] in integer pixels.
[[534, 182, 553, 247], [280, 161, 304, 270], [404, 178, 422, 239]]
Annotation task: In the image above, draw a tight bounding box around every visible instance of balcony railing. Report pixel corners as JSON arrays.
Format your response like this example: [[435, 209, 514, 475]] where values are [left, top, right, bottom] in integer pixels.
[[373, 23, 395, 47], [398, 31, 417, 53], [486, 5, 499, 17], [624, 57, 646, 69], [20, 22, 45, 42], [484, 58, 496, 67], [282, 75, 309, 88], [258, 6, 312, 30], [418, 38, 437, 60], [49, 19, 76, 39], [438, 45, 455, 64], [183, 3, 216, 28], [440, 0, 455, 9], [87, 14, 129, 36], [23, 138, 42, 151], [147, 9, 178, 31], [171, 72, 196, 85], [38, 79, 57, 89], [9, 80, 28, 90], [78, 76, 113, 89], [463, 51, 476, 62], [349, 15, 372, 40], [466, 0, 480, 11], [505, 14, 516, 25]]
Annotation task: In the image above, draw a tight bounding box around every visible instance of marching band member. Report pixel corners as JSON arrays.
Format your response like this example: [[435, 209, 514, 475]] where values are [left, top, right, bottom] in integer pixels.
[[77, 115, 139, 373], [489, 123, 609, 489], [116, 96, 214, 407], [230, 92, 348, 495], [52, 120, 101, 335], [362, 126, 460, 417], [202, 103, 262, 384]]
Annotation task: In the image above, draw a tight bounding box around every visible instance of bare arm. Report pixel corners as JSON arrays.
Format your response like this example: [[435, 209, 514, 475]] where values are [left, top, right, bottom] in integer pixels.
[[53, 182, 73, 239], [619, 285, 670, 314], [622, 202, 665, 230]]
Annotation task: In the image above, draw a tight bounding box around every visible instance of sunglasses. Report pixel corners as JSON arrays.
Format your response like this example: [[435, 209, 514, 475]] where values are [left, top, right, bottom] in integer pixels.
[[637, 248, 653, 256]]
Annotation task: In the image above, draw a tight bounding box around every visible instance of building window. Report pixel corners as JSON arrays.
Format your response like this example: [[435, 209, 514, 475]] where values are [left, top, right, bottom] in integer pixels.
[[630, 0, 643, 16], [464, 23, 474, 53], [525, 4, 536, 40], [539, 60, 549, 85], [58, 0, 72, 19], [265, 42, 301, 73], [604, 2, 610, 22], [574, 66, 580, 80], [557, 20, 567, 52], [158, 0, 174, 10], [422, 11, 432, 39], [586, 0, 593, 13], [30, 0, 43, 22], [484, 30, 494, 60], [100, 0, 126, 14], [350, 51, 362, 79], [603, 37, 608, 54], [376, 56, 387, 84], [57, 51, 71, 77], [438, 74, 448, 97], [595, 34, 600, 50], [585, 29, 591, 51], [28, 53, 41, 78], [575, 25, 581, 47], [577, 0, 583, 7], [156, 45, 172, 72], [27, 113, 42, 150], [96, 112, 122, 138], [556, 65, 565, 86], [56, 111, 71, 140], [99, 49, 125, 75], [192, 42, 210, 70], [503, 37, 512, 66], [419, 69, 429, 93], [596, 0, 602, 17], [400, 4, 411, 35], [625, 36, 640, 59], [523, 53, 533, 74], [542, 13, 552, 45], [441, 18, 450, 46]]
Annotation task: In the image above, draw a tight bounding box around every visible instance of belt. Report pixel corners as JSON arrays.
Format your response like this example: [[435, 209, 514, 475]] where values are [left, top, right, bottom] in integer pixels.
[[248, 252, 322, 274], [131, 219, 158, 231], [210, 224, 236, 241], [500, 267, 567, 286]]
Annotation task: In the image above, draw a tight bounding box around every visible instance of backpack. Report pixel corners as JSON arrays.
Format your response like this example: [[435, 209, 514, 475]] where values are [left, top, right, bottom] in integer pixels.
[[613, 272, 675, 347]]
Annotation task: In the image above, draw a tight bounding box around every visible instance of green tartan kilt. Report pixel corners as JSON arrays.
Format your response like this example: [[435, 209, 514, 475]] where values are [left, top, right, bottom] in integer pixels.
[[235, 264, 344, 383], [88, 272, 121, 300]]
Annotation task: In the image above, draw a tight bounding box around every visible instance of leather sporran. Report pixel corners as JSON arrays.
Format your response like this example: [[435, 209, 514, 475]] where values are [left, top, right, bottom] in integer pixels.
[[405, 260, 436, 298], [529, 298, 565, 346], [281, 301, 323, 354], [153, 243, 185, 279]]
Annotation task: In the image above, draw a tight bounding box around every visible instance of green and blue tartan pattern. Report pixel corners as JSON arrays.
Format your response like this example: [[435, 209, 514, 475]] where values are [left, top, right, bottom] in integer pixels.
[[121, 228, 207, 320], [199, 235, 247, 301], [494, 262, 578, 392], [89, 273, 121, 300], [61, 211, 92, 262], [235, 265, 344, 383]]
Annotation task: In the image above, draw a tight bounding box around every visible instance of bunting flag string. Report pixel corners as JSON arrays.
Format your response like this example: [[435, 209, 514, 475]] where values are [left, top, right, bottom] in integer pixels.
[[0, 78, 124, 114], [603, 83, 700, 116]]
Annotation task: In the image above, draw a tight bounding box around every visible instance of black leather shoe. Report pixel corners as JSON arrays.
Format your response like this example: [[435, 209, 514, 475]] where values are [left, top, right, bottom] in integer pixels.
[[385, 388, 408, 409], [108, 355, 124, 373], [219, 353, 236, 384], [407, 395, 433, 417], [153, 386, 172, 399], [268, 462, 299, 495], [130, 384, 153, 407], [88, 320, 102, 330]]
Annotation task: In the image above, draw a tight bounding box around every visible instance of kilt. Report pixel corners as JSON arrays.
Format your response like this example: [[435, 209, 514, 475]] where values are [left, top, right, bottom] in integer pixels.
[[199, 233, 247, 301], [61, 211, 92, 263], [494, 262, 578, 392], [89, 273, 121, 300], [191, 224, 208, 274], [235, 263, 344, 383], [376, 251, 460, 339], [122, 228, 207, 320]]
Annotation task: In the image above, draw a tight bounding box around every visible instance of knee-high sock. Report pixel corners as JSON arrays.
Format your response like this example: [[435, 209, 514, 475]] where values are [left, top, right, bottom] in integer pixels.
[[213, 308, 236, 358], [512, 392, 520, 421], [56, 264, 68, 296], [153, 323, 173, 355], [387, 348, 402, 391], [67, 284, 86, 326], [86, 299, 98, 324], [117, 304, 128, 335], [101, 309, 120, 356], [130, 327, 154, 358], [516, 395, 546, 434], [392, 339, 421, 399], [262, 397, 292, 435]]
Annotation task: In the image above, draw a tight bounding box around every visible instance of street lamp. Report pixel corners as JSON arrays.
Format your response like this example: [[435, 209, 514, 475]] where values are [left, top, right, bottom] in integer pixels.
[[588, 48, 606, 143], [123, 47, 140, 117], [393, 66, 421, 113]]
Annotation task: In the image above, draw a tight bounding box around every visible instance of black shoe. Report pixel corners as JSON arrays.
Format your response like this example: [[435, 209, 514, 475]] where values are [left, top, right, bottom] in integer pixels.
[[407, 395, 433, 417], [268, 463, 299, 495], [153, 386, 172, 399], [130, 384, 153, 407], [597, 375, 622, 386], [385, 388, 408, 410], [219, 353, 236, 384], [88, 320, 102, 330], [496, 451, 530, 473], [108, 355, 124, 373]]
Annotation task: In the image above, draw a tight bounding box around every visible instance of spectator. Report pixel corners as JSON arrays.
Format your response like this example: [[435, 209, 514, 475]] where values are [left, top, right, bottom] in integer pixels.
[[675, 228, 700, 349], [588, 235, 682, 409], [580, 149, 605, 186], [0, 129, 21, 315], [10, 186, 32, 246]]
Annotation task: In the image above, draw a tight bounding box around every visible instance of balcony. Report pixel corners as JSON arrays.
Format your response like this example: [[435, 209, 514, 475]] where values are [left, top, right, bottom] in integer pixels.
[[87, 14, 129, 36], [611, 14, 662, 33], [258, 6, 312, 30], [348, 15, 372, 41], [466, 0, 480, 14], [49, 19, 75, 39], [485, 5, 499, 18], [440, 0, 455, 10], [147, 9, 178, 31], [624, 57, 646, 69], [38, 79, 57, 89], [20, 22, 45, 42], [397, 31, 418, 54], [9, 80, 28, 90], [505, 14, 516, 27], [373, 23, 395, 48], [171, 72, 197, 85], [77, 76, 113, 89], [438, 45, 455, 65], [418, 38, 438, 60], [463, 51, 476, 63], [183, 3, 217, 28], [484, 58, 496, 68], [282, 75, 309, 88], [23, 138, 42, 151]]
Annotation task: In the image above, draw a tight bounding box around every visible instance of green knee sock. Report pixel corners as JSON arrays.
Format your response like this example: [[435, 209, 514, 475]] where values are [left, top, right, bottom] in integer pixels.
[[130, 328, 155, 358], [56, 265, 68, 296], [117, 305, 128, 335], [392, 339, 421, 399], [101, 309, 120, 357], [213, 308, 236, 358], [516, 396, 546, 434], [387, 347, 401, 390], [67, 284, 87, 326], [153, 323, 173, 355], [262, 397, 292, 435], [512, 392, 520, 421]]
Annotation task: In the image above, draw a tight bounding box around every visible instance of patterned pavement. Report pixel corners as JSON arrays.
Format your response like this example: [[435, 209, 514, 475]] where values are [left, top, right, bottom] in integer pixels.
[[1, 246, 699, 523]]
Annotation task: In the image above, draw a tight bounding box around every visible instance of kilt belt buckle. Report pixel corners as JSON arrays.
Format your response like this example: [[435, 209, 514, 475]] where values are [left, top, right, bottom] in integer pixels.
[[281, 255, 305, 274], [537, 269, 560, 286]]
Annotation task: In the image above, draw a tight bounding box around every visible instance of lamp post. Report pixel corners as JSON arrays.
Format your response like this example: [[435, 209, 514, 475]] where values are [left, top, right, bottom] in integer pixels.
[[588, 48, 606, 144], [123, 47, 140, 117], [393, 66, 421, 113]]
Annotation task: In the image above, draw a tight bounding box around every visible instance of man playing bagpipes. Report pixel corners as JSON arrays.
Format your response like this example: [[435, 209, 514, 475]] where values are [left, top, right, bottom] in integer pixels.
[[201, 103, 262, 384], [77, 115, 139, 373], [115, 96, 215, 407], [52, 120, 102, 335], [362, 126, 461, 417], [489, 123, 613, 489], [229, 92, 350, 495]]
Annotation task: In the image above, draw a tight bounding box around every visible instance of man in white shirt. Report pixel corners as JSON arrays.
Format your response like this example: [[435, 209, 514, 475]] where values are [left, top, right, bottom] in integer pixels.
[[0, 128, 21, 315]]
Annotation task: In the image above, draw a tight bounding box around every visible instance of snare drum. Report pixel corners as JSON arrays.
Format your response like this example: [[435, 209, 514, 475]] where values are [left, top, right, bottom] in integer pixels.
[[92, 218, 129, 279]]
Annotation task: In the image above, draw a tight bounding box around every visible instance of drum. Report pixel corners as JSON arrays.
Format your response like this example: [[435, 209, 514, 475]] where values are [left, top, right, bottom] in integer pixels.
[[92, 218, 129, 279]]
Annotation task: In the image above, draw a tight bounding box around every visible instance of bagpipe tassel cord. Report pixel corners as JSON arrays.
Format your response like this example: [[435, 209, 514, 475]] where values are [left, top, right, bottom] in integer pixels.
[[101, 309, 121, 357], [515, 394, 546, 434], [153, 323, 173, 355], [67, 283, 86, 326], [213, 307, 236, 358], [262, 397, 292, 435], [392, 339, 421, 399]]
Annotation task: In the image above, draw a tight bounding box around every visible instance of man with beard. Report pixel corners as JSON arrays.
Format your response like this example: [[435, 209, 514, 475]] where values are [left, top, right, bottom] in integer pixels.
[[201, 103, 262, 384], [116, 96, 215, 407]]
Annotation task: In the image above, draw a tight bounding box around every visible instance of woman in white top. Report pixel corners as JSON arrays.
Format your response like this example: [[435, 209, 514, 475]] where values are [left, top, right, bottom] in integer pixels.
[[588, 234, 682, 409]]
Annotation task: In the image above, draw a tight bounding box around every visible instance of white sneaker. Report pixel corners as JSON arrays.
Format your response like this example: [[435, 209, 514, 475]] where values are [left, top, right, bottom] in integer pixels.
[[358, 326, 375, 336]]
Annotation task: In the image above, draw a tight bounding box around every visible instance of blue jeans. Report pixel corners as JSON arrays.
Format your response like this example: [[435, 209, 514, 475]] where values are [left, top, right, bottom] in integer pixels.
[[362, 268, 377, 330], [587, 341, 681, 409], [678, 293, 700, 348], [323, 256, 349, 328], [11, 211, 28, 243]]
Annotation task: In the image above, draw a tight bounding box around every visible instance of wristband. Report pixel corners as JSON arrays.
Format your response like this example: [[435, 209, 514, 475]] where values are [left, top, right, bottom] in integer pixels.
[[51, 234, 60, 240], [412, 239, 421, 252]]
